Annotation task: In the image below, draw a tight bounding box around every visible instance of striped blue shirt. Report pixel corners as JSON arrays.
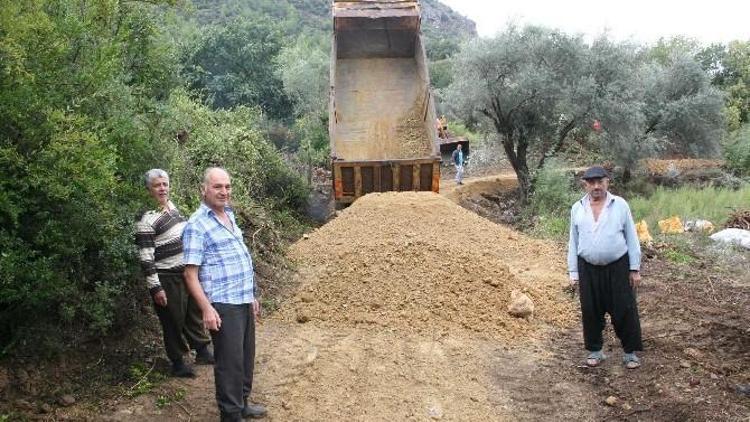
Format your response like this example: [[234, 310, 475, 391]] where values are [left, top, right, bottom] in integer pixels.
[[183, 203, 254, 304], [567, 192, 641, 280]]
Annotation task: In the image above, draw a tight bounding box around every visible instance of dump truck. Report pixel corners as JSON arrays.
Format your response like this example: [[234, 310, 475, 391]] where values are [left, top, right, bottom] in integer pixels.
[[330, 0, 441, 206]]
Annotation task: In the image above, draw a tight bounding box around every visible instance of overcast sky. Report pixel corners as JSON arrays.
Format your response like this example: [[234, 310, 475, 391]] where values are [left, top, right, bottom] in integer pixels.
[[440, 0, 749, 45]]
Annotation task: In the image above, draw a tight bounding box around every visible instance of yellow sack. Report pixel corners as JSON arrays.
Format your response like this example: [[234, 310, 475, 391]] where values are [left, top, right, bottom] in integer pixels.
[[658, 216, 684, 234], [635, 220, 653, 243]]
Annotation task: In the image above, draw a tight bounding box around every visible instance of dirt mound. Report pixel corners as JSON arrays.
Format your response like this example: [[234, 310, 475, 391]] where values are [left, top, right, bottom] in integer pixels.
[[279, 192, 576, 340]]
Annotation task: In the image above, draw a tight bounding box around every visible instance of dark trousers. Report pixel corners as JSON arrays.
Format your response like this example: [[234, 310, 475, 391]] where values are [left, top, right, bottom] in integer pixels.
[[578, 254, 643, 353], [153, 272, 211, 363], [211, 303, 255, 416]]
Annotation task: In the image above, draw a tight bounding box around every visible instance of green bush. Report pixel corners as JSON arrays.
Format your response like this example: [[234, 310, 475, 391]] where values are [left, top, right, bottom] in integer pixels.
[[725, 125, 750, 176], [0, 1, 308, 357], [160, 92, 309, 214], [529, 161, 580, 217], [525, 160, 580, 240]]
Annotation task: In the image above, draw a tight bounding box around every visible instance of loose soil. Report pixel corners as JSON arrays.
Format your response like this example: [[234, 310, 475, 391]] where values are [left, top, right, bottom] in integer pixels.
[[9, 174, 749, 421], [281, 192, 575, 340]]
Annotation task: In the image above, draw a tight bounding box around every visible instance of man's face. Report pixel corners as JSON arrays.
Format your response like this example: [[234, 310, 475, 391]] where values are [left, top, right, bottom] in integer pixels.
[[202, 170, 232, 211], [148, 177, 170, 207], [584, 177, 609, 200], [457, 144, 462, 151]]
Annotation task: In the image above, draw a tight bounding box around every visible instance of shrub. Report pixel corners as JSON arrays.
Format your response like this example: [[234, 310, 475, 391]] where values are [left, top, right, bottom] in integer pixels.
[[524, 160, 580, 240], [529, 160, 580, 217], [725, 125, 750, 176], [0, 3, 309, 357]]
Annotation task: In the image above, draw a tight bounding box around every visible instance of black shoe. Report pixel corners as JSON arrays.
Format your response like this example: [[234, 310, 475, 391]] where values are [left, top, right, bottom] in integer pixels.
[[195, 345, 215, 365], [220, 411, 242, 422], [171, 360, 196, 378], [241, 402, 267, 419]]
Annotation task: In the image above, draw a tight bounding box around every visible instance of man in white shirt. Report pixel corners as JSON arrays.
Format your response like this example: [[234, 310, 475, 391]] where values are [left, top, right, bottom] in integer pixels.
[[568, 166, 643, 369]]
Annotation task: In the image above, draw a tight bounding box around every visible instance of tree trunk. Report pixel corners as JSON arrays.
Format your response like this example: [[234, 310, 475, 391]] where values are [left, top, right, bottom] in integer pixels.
[[622, 166, 632, 185], [500, 133, 532, 203], [515, 166, 532, 203]]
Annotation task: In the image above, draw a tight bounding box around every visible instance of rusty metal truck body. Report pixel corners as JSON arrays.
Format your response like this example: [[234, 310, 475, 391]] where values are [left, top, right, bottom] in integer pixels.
[[330, 0, 440, 206]]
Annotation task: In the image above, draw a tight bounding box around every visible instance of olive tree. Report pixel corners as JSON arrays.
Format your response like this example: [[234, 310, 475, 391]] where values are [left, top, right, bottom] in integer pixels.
[[446, 26, 725, 197], [445, 25, 598, 200]]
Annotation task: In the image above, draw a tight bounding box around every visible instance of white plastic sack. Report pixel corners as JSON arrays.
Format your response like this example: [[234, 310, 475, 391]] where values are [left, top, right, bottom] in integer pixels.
[[709, 228, 750, 250]]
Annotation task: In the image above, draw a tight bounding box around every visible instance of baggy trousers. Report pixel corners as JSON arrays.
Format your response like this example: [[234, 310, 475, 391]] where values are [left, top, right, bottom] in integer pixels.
[[578, 254, 643, 353], [153, 272, 211, 363], [211, 303, 255, 416]]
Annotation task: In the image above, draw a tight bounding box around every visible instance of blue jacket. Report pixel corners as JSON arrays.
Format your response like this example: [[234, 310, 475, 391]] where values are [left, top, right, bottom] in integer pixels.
[[452, 149, 464, 166]]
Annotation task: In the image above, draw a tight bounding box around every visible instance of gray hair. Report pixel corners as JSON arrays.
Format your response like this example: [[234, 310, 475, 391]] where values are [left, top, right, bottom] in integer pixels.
[[144, 169, 169, 188], [202, 167, 229, 185]]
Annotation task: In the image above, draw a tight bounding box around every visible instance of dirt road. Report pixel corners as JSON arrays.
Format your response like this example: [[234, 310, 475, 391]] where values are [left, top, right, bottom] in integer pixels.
[[91, 190, 587, 422]]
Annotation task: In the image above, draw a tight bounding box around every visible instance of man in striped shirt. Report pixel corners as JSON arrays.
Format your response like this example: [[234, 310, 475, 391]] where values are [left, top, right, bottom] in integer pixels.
[[183, 168, 266, 421], [135, 169, 213, 378], [568, 166, 643, 369]]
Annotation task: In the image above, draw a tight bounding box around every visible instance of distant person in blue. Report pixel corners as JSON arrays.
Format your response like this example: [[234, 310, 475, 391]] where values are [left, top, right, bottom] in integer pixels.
[[567, 166, 643, 369], [451, 143, 464, 185], [183, 167, 267, 421]]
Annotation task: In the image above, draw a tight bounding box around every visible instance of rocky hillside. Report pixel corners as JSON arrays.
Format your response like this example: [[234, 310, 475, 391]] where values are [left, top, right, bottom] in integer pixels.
[[190, 0, 477, 41], [422, 0, 477, 40]]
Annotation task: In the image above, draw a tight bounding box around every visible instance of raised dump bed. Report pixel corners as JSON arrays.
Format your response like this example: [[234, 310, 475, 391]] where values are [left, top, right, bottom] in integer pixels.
[[330, 0, 440, 206]]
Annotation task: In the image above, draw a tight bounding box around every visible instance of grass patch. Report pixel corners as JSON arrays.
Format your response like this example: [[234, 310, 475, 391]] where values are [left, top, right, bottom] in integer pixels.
[[155, 387, 187, 408], [663, 246, 695, 264], [125, 362, 167, 398], [528, 215, 570, 241], [629, 184, 750, 229]]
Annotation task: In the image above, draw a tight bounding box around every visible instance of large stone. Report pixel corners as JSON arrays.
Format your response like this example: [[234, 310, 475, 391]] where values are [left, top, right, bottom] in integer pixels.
[[507, 290, 534, 318], [58, 395, 76, 407]]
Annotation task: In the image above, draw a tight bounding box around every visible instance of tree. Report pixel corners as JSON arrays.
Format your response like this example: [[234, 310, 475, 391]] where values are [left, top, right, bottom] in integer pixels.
[[587, 37, 650, 181], [446, 26, 726, 197], [595, 41, 723, 181], [640, 55, 724, 158], [277, 34, 329, 118], [0, 0, 183, 351], [0, 0, 308, 357], [182, 17, 294, 120], [646, 36, 701, 66], [445, 26, 597, 201], [721, 41, 750, 131], [277, 34, 331, 183]]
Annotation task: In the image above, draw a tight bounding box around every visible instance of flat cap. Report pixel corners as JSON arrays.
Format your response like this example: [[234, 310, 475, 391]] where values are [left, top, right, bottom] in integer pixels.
[[581, 166, 610, 180]]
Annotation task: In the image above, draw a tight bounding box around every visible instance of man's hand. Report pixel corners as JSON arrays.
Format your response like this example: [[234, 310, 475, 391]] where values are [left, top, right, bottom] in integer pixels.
[[629, 271, 641, 289], [203, 305, 222, 331], [153, 290, 168, 307], [253, 300, 261, 320]]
